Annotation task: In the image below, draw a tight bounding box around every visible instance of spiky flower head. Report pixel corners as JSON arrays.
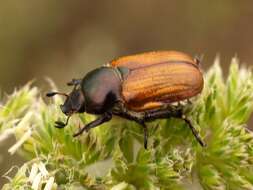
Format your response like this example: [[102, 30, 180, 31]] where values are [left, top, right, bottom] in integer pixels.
[[1, 57, 253, 190]]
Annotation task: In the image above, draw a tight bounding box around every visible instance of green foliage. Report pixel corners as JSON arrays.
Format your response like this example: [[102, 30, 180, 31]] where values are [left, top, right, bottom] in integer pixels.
[[1, 58, 253, 190]]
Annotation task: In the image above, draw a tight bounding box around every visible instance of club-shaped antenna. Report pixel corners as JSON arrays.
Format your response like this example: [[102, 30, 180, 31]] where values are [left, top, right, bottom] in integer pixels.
[[55, 115, 71, 128], [46, 92, 69, 98]]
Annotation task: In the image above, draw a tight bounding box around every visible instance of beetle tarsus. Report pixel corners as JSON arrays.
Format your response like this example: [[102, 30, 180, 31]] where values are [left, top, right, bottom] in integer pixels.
[[46, 92, 69, 98], [182, 116, 206, 147], [142, 123, 148, 149]]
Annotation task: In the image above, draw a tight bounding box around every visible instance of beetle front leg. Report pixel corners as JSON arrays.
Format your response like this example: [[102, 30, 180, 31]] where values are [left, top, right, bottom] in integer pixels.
[[73, 112, 112, 137]]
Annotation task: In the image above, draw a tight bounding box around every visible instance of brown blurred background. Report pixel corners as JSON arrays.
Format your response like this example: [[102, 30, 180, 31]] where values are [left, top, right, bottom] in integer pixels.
[[0, 0, 253, 186]]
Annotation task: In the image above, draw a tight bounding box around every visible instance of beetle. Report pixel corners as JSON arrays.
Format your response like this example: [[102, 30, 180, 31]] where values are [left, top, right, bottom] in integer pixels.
[[46, 51, 206, 149]]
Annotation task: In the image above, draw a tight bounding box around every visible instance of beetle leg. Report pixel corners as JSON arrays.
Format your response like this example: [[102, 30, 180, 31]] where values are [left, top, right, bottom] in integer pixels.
[[143, 109, 206, 147], [142, 122, 148, 149], [73, 112, 112, 137], [144, 108, 181, 121], [194, 55, 204, 66], [67, 79, 82, 86], [112, 109, 149, 149], [133, 120, 149, 149], [181, 115, 206, 147], [187, 99, 192, 105]]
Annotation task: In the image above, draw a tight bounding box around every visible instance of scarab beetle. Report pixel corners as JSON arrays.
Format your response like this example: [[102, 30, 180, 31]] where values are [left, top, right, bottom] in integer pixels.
[[47, 51, 206, 148]]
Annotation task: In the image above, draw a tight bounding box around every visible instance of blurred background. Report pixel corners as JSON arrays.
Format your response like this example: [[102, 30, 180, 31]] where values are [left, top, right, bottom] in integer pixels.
[[0, 0, 253, 186]]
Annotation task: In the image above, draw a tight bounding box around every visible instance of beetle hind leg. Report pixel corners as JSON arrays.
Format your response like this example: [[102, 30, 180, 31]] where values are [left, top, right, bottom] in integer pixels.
[[141, 122, 148, 149], [181, 115, 206, 147], [135, 121, 149, 149], [144, 108, 206, 147], [112, 109, 149, 149]]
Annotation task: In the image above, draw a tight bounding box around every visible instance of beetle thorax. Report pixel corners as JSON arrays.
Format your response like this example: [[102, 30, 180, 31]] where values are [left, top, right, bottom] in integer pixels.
[[81, 67, 122, 114]]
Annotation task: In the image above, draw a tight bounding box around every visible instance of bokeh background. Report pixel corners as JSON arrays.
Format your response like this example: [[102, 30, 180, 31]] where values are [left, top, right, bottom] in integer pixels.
[[0, 0, 253, 187]]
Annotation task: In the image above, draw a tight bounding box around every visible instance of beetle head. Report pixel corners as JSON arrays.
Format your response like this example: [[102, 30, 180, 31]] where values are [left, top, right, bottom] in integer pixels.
[[47, 88, 85, 115], [46, 88, 85, 128], [60, 89, 85, 115]]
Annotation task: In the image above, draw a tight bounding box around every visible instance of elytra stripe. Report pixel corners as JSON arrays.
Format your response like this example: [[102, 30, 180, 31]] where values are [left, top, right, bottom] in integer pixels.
[[129, 60, 199, 71]]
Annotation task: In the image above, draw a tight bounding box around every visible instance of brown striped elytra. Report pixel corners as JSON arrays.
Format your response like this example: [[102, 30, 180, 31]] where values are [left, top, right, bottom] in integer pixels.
[[47, 51, 206, 149]]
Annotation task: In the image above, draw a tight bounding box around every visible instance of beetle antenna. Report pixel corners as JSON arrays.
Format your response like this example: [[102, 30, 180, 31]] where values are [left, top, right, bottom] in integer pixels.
[[55, 115, 71, 128], [46, 92, 69, 98]]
